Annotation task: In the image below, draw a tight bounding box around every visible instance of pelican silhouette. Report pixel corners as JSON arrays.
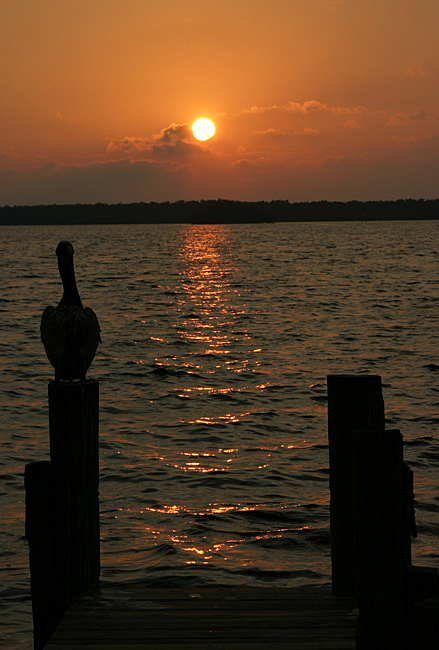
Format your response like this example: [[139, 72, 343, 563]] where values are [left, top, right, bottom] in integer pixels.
[[41, 241, 101, 381]]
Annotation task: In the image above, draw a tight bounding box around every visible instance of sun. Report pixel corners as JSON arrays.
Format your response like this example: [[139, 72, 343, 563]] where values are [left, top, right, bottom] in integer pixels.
[[192, 118, 215, 141]]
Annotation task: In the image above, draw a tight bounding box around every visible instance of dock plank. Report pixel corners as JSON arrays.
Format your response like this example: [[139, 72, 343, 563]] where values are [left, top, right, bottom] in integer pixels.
[[45, 584, 357, 649]]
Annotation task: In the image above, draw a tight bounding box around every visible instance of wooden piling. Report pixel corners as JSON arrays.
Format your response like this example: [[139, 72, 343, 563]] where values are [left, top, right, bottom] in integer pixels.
[[48, 380, 100, 601], [25, 461, 63, 650], [402, 462, 416, 566], [327, 375, 385, 596], [25, 380, 100, 650], [352, 429, 407, 650]]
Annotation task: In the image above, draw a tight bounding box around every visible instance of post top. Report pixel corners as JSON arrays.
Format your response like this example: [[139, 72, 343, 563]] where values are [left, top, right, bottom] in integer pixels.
[[49, 379, 99, 386], [327, 374, 382, 382], [327, 374, 381, 379]]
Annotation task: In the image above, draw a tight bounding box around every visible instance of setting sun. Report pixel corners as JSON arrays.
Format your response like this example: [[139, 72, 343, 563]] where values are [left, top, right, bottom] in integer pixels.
[[192, 118, 215, 141]]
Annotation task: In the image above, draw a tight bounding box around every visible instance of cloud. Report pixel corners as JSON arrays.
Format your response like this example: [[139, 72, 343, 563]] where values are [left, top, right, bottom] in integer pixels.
[[230, 152, 273, 169], [106, 136, 150, 153], [0, 148, 22, 168], [230, 158, 255, 170], [2, 139, 438, 206], [343, 120, 365, 129], [387, 109, 429, 125], [106, 123, 208, 158], [252, 128, 288, 138], [0, 159, 191, 206], [294, 127, 320, 137], [252, 125, 321, 140], [406, 63, 431, 80], [243, 100, 367, 117], [390, 133, 439, 149]]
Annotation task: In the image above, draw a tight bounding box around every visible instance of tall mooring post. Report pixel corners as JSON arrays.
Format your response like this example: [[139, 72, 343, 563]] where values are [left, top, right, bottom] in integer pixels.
[[25, 380, 100, 650], [353, 429, 407, 649], [327, 375, 385, 596]]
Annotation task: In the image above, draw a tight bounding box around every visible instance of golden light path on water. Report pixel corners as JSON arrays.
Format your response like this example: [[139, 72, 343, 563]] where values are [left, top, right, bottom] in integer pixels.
[[113, 224, 319, 570], [152, 225, 270, 562]]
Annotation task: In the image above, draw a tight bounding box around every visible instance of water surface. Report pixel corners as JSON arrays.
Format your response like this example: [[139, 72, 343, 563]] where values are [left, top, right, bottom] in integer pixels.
[[1, 220, 439, 649]]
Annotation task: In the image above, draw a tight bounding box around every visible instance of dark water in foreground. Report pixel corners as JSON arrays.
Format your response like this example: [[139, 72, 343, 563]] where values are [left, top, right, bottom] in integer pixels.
[[1, 220, 439, 649]]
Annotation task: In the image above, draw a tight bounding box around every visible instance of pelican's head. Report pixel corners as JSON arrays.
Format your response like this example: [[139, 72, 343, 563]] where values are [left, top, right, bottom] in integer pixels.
[[56, 241, 74, 258]]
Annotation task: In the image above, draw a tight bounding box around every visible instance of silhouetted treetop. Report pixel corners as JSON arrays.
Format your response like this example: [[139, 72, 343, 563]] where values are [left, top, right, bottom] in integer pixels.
[[0, 198, 437, 225]]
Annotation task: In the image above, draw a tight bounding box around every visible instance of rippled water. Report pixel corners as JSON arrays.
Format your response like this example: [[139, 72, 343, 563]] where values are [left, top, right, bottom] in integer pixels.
[[1, 220, 439, 649]]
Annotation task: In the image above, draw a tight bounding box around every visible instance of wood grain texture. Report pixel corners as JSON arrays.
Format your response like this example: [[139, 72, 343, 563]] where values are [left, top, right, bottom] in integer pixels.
[[46, 584, 357, 649], [327, 374, 385, 596]]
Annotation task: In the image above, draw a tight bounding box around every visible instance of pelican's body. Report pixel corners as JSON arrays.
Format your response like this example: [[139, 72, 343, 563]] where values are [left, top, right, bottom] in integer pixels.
[[41, 241, 101, 381]]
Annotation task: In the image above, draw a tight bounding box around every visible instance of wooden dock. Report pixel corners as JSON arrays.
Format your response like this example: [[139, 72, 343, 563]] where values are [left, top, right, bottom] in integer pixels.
[[45, 583, 357, 649]]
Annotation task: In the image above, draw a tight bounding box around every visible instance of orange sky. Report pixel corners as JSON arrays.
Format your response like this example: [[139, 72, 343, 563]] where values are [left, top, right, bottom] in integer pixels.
[[1, 0, 438, 205]]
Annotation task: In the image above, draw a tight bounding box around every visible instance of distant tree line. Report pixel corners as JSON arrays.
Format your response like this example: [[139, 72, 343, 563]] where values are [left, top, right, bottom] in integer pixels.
[[0, 198, 438, 226]]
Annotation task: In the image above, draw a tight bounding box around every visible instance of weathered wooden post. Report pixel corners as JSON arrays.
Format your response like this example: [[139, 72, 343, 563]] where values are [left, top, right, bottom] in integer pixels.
[[327, 375, 385, 596], [402, 462, 416, 566], [352, 429, 407, 649], [25, 461, 62, 650], [25, 380, 100, 650], [49, 380, 100, 601]]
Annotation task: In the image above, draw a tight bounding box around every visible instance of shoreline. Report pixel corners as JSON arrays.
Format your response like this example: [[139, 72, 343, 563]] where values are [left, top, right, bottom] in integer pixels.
[[0, 198, 438, 226]]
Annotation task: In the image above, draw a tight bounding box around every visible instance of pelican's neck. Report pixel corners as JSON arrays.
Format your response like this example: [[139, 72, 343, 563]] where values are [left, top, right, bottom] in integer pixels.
[[58, 254, 83, 307]]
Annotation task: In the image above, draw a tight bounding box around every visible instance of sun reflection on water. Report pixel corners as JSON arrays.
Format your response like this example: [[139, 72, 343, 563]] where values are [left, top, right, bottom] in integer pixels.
[[141, 500, 318, 567], [177, 226, 236, 343], [102, 225, 333, 583]]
